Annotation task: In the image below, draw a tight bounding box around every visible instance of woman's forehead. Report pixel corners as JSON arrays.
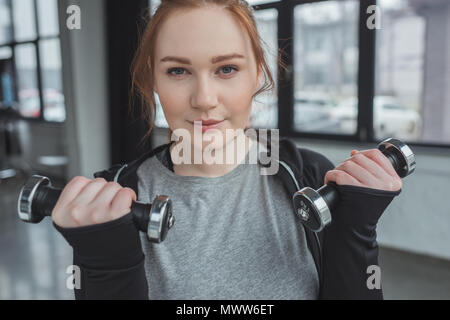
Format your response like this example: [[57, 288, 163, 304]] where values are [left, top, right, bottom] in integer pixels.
[[155, 6, 254, 63]]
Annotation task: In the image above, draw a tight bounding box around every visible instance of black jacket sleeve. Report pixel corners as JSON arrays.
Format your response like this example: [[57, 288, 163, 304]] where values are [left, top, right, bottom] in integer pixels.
[[53, 211, 148, 300], [320, 184, 400, 299], [301, 149, 401, 299]]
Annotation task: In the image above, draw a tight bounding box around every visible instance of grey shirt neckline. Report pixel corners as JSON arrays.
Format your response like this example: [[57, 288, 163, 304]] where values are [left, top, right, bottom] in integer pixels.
[[152, 138, 259, 185]]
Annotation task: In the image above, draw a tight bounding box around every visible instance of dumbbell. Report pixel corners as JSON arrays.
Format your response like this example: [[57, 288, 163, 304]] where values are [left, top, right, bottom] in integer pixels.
[[17, 175, 175, 243], [293, 138, 416, 232]]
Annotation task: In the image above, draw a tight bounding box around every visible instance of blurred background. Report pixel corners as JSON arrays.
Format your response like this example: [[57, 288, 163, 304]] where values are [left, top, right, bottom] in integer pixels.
[[0, 0, 449, 299]]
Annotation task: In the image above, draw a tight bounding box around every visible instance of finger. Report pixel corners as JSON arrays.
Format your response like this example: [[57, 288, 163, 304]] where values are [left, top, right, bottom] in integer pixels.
[[52, 206, 76, 227], [346, 152, 391, 181], [68, 202, 92, 226], [356, 149, 399, 178], [55, 176, 90, 210], [91, 182, 123, 208], [324, 169, 365, 187], [130, 188, 137, 202], [70, 178, 107, 207], [335, 160, 379, 186], [343, 150, 359, 162], [110, 188, 135, 220]]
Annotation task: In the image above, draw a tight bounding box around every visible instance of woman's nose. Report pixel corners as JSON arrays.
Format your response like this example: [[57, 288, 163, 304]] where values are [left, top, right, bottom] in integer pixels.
[[191, 76, 218, 110]]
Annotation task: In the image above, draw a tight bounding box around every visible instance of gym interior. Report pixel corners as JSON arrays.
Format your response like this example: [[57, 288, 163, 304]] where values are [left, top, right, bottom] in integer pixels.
[[0, 0, 449, 300]]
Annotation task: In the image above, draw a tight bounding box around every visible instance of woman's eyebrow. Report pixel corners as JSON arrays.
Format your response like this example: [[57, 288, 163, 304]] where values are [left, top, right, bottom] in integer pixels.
[[160, 53, 245, 65]]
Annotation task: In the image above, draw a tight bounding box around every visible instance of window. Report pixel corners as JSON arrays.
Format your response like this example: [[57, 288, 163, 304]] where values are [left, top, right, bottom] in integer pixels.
[[150, 0, 169, 128], [149, 0, 161, 17], [374, 0, 449, 145], [250, 8, 279, 129], [293, 0, 359, 134], [0, 47, 14, 110], [0, 0, 66, 122]]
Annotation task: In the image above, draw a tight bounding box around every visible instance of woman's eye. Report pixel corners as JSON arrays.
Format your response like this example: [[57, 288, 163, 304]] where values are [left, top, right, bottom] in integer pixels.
[[167, 66, 238, 78], [167, 68, 186, 76], [220, 65, 238, 75]]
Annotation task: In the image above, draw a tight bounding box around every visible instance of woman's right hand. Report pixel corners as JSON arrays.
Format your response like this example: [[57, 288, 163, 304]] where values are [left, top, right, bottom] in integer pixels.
[[51, 176, 137, 229]]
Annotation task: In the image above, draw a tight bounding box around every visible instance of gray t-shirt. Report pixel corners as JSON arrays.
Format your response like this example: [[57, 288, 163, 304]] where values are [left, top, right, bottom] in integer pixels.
[[136, 139, 319, 300]]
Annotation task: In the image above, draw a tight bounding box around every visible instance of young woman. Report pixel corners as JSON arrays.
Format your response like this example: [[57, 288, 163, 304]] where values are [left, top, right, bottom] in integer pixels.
[[52, 0, 402, 300]]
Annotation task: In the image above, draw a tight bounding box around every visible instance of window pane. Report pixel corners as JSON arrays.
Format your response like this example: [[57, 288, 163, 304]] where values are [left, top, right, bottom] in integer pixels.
[[15, 44, 40, 118], [13, 0, 37, 42], [155, 93, 169, 128], [37, 0, 60, 37], [250, 8, 278, 129], [147, 1, 162, 126], [0, 47, 14, 109], [0, 0, 12, 45], [150, 0, 161, 16], [294, 1, 359, 134], [39, 39, 65, 122], [0, 46, 12, 59], [375, 0, 449, 145]]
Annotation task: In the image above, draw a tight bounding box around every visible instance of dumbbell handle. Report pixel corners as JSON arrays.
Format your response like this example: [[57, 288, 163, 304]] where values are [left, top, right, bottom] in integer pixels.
[[18, 176, 174, 243], [31, 184, 153, 230], [315, 184, 340, 210]]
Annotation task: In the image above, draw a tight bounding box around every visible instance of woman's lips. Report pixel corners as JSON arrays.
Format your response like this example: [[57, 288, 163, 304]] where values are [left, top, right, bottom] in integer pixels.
[[189, 120, 224, 133]]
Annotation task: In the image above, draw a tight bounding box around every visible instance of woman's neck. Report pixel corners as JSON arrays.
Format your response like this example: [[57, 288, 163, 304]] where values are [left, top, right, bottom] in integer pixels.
[[169, 134, 254, 178]]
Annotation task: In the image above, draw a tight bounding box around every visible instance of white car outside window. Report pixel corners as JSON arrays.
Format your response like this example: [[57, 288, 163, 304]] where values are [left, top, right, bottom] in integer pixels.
[[330, 96, 422, 140]]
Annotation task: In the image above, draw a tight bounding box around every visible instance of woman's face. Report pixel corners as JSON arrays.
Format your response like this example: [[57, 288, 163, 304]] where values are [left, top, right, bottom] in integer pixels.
[[153, 6, 261, 153]]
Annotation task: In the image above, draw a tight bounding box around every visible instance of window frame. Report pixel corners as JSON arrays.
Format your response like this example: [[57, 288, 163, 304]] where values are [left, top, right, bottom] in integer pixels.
[[0, 0, 64, 124]]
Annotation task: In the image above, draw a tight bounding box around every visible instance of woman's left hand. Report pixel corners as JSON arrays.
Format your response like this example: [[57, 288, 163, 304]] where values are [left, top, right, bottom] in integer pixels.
[[324, 149, 402, 192]]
